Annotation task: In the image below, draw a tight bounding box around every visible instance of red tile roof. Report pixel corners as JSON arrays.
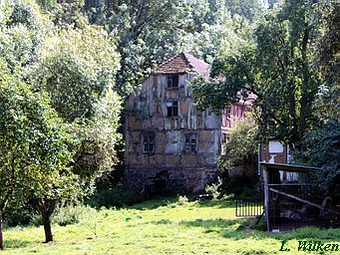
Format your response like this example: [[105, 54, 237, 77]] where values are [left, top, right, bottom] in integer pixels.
[[156, 52, 209, 75]]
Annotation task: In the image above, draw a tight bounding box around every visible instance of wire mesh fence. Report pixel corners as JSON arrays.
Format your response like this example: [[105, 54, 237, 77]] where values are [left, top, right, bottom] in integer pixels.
[[267, 184, 339, 231]]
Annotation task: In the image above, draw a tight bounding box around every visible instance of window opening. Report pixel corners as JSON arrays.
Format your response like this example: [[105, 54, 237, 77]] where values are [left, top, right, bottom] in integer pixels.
[[167, 75, 179, 88], [226, 108, 231, 119], [143, 133, 155, 154], [184, 134, 197, 153], [166, 101, 178, 117]]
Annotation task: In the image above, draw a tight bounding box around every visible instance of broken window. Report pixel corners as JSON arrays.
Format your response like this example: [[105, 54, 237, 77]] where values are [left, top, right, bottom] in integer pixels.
[[184, 133, 197, 153], [221, 133, 229, 143], [221, 133, 229, 155], [166, 101, 178, 117], [143, 133, 155, 154], [226, 108, 231, 119], [167, 75, 179, 88]]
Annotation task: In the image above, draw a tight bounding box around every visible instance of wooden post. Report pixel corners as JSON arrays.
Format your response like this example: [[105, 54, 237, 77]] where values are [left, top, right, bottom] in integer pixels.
[[262, 166, 271, 232]]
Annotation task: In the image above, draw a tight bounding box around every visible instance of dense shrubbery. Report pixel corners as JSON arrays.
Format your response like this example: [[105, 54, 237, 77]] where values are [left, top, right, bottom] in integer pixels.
[[3, 204, 95, 228], [294, 120, 340, 196], [251, 217, 267, 231], [3, 186, 178, 228], [3, 208, 34, 228], [218, 112, 259, 177], [85, 187, 144, 209], [206, 176, 258, 200]]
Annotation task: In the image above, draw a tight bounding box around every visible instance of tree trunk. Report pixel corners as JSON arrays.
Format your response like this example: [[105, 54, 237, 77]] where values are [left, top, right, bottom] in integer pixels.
[[299, 23, 310, 138], [0, 199, 8, 250], [42, 211, 53, 243], [0, 211, 4, 250], [39, 200, 57, 243]]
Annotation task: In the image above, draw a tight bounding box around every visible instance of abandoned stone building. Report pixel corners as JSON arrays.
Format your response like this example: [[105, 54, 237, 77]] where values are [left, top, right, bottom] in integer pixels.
[[124, 53, 251, 193]]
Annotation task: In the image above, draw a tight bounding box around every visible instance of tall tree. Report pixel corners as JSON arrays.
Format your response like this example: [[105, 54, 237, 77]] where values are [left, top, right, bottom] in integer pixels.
[[191, 0, 329, 147], [178, 0, 252, 64], [104, 0, 191, 95], [0, 0, 48, 73], [294, 120, 340, 196], [314, 2, 339, 122], [71, 89, 122, 185], [29, 25, 120, 123], [50, 0, 259, 96], [80, 0, 247, 94], [224, 0, 261, 22], [0, 0, 123, 244], [28, 22, 123, 196], [293, 3, 339, 195], [0, 58, 78, 246]]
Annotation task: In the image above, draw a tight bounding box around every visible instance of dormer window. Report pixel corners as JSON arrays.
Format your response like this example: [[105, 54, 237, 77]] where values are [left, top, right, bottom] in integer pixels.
[[167, 75, 179, 88]]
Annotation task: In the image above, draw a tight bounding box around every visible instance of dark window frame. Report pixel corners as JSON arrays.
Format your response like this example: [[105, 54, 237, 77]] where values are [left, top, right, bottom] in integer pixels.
[[143, 132, 155, 154], [167, 75, 179, 89], [226, 108, 231, 119], [166, 101, 179, 117], [184, 133, 197, 153]]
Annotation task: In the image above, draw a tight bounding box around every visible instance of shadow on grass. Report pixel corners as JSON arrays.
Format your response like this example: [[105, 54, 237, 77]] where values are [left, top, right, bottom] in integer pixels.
[[193, 200, 235, 209], [179, 218, 244, 228], [5, 238, 31, 249], [113, 193, 237, 211], [136, 213, 340, 242], [149, 219, 172, 225], [127, 197, 180, 210], [178, 218, 255, 240], [272, 226, 340, 240]]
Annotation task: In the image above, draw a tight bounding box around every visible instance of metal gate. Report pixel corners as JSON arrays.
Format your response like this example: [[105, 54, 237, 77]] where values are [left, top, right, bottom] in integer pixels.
[[235, 198, 264, 217]]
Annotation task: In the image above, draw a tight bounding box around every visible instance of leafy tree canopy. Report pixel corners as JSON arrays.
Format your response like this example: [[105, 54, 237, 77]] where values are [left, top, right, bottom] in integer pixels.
[[48, 0, 259, 96], [0, 58, 79, 245], [28, 24, 120, 123], [191, 0, 332, 146], [71, 89, 122, 183], [0, 0, 123, 244], [294, 120, 340, 196], [0, 0, 50, 72]]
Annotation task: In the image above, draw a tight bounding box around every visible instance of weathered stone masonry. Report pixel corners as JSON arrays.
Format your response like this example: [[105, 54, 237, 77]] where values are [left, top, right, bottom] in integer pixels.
[[124, 53, 221, 193]]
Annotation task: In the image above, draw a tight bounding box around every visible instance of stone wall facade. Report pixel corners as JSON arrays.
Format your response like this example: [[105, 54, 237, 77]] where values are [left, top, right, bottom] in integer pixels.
[[124, 165, 218, 194], [124, 65, 221, 193]]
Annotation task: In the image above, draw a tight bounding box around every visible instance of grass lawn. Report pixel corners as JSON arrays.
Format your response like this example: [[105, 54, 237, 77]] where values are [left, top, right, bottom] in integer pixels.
[[2, 197, 340, 254]]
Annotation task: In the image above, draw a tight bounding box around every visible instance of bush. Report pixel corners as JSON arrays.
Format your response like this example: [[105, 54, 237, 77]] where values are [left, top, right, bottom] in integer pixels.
[[294, 119, 340, 196], [30, 213, 43, 227], [251, 216, 267, 231], [3, 203, 94, 228], [219, 112, 259, 171], [3, 207, 33, 228], [52, 205, 81, 226], [206, 176, 257, 199], [176, 195, 189, 205], [85, 187, 144, 209], [51, 204, 97, 227]]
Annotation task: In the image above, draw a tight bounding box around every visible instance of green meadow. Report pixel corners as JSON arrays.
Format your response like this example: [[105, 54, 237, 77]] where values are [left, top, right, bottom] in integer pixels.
[[2, 197, 340, 254]]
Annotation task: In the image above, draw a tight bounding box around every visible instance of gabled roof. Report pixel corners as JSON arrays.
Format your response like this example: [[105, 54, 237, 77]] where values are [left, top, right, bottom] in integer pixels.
[[156, 52, 209, 75]]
